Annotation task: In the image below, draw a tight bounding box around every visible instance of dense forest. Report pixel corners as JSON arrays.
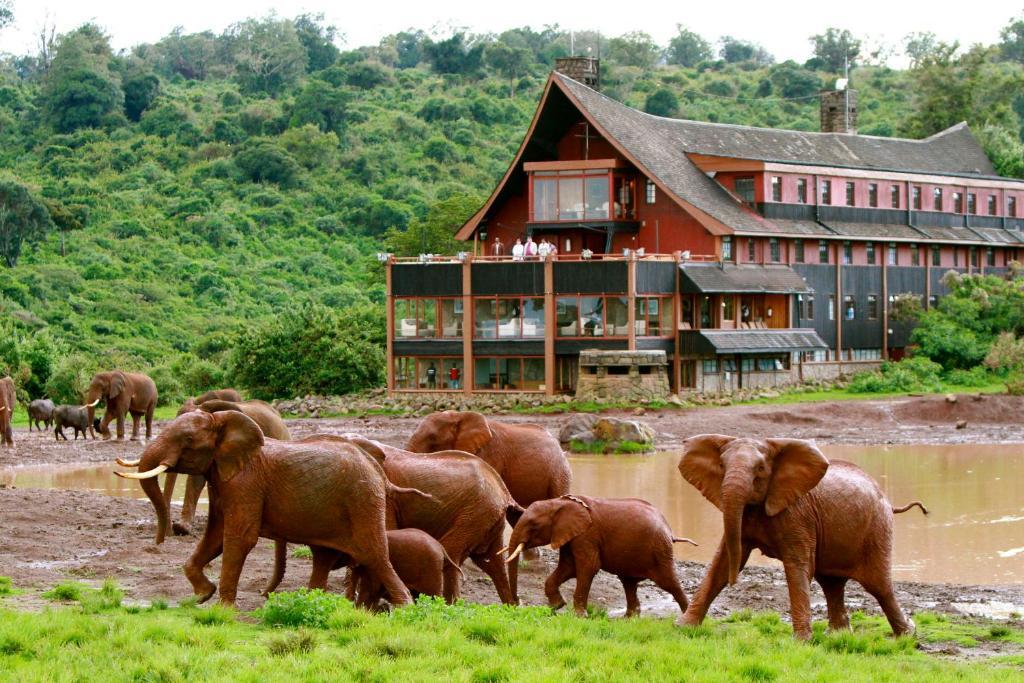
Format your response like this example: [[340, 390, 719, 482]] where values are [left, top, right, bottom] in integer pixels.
[[1, 8, 1023, 403]]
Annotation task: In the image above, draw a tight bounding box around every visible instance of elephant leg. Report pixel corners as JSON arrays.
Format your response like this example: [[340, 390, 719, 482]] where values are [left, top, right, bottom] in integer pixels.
[[116, 413, 126, 440], [507, 543, 520, 606], [650, 563, 690, 616], [145, 405, 154, 440], [621, 577, 641, 617], [161, 472, 178, 531], [174, 475, 205, 536], [859, 574, 915, 636], [130, 412, 141, 440], [217, 517, 260, 607], [679, 541, 752, 627], [817, 575, 851, 631], [782, 560, 814, 640], [441, 560, 461, 605], [261, 540, 288, 597], [544, 550, 576, 610], [184, 506, 224, 604], [470, 552, 515, 605], [571, 554, 600, 617], [308, 547, 343, 591]]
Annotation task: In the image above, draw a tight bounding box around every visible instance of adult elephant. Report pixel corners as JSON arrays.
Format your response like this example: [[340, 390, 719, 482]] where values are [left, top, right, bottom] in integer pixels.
[[85, 371, 157, 441], [116, 410, 419, 607], [677, 434, 927, 639], [118, 398, 291, 543], [263, 434, 523, 605], [176, 389, 243, 416], [0, 377, 14, 447], [407, 411, 571, 509]]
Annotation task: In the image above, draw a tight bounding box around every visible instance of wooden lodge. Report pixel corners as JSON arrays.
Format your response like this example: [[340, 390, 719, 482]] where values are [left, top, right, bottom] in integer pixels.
[[384, 61, 1024, 396]]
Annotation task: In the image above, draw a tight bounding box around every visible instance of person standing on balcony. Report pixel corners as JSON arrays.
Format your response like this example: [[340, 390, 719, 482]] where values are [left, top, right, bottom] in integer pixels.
[[512, 238, 525, 261], [491, 237, 504, 257], [448, 365, 460, 390], [538, 238, 551, 259], [525, 235, 538, 259]]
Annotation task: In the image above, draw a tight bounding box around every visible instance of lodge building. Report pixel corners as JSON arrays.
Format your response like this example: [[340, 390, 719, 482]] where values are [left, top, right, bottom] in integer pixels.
[[385, 59, 1024, 396]]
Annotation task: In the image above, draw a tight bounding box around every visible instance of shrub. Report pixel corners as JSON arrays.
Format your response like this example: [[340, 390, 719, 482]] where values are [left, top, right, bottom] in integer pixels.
[[43, 582, 86, 602], [848, 357, 942, 394], [191, 604, 236, 625], [267, 630, 318, 656], [233, 140, 301, 187], [0, 576, 15, 596], [258, 589, 348, 628], [943, 366, 992, 387]]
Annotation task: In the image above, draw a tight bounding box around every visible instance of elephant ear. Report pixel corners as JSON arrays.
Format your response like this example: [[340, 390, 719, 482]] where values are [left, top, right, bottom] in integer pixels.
[[550, 497, 593, 549], [212, 410, 265, 482], [109, 372, 126, 399], [679, 434, 734, 511], [198, 399, 240, 414], [764, 439, 829, 517], [453, 412, 492, 454]]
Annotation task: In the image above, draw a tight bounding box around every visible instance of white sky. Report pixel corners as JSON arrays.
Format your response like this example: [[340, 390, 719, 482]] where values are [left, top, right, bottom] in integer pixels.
[[0, 0, 1017, 66]]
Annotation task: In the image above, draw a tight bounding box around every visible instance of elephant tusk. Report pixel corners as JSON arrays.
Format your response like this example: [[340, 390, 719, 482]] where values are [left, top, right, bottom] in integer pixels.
[[116, 457, 141, 467], [84, 399, 101, 408], [115, 464, 169, 480], [493, 546, 508, 559], [506, 542, 525, 564]]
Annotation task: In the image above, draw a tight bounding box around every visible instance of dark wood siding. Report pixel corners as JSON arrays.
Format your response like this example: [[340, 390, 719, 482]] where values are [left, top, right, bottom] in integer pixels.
[[554, 339, 628, 354], [841, 265, 883, 349], [394, 340, 464, 356], [392, 264, 462, 296], [791, 264, 836, 347], [887, 266, 928, 347], [637, 338, 675, 353], [471, 262, 545, 295], [554, 261, 627, 293], [472, 340, 545, 356], [636, 261, 677, 293]]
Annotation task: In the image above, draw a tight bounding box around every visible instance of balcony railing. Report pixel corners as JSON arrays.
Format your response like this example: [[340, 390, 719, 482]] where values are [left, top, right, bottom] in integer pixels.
[[387, 252, 719, 264]]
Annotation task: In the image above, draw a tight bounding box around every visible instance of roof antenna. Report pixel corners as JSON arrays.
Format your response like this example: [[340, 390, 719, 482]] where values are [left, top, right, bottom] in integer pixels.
[[570, 30, 574, 55]]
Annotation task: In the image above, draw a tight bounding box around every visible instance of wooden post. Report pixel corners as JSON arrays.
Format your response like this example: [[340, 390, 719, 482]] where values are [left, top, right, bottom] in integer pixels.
[[627, 254, 637, 351], [462, 256, 473, 395], [835, 242, 842, 362], [881, 251, 889, 360], [544, 255, 556, 396], [385, 259, 395, 394], [673, 252, 682, 393]]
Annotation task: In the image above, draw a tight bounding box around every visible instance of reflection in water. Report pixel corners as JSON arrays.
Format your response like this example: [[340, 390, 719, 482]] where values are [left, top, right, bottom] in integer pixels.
[[2, 443, 1022, 584]]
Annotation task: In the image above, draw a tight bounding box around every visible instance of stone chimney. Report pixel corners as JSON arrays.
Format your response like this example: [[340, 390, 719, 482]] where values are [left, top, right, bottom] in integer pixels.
[[555, 57, 600, 90], [820, 88, 857, 134]]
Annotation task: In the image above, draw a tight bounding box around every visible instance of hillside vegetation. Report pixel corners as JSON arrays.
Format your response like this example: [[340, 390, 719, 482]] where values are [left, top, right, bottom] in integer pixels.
[[1, 15, 1023, 403]]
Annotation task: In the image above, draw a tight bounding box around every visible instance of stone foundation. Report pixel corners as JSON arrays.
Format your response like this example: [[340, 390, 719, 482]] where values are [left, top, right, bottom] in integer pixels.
[[575, 349, 670, 401]]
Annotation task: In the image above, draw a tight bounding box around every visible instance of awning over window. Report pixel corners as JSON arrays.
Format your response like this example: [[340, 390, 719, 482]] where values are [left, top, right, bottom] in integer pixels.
[[683, 328, 828, 355], [679, 263, 812, 294]]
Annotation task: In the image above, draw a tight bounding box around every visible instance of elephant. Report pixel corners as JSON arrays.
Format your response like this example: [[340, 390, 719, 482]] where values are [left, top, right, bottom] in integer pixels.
[[677, 434, 928, 639], [505, 494, 695, 617], [266, 434, 523, 605], [116, 410, 421, 607], [407, 411, 571, 510], [176, 389, 243, 416], [118, 398, 292, 543], [85, 371, 158, 441], [0, 377, 14, 447], [266, 529, 462, 609], [28, 399, 55, 432], [53, 404, 96, 440]]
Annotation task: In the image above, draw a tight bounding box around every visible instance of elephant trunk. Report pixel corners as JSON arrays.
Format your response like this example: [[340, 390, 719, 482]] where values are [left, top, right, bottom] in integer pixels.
[[721, 476, 750, 586], [130, 439, 182, 544], [141, 474, 170, 545]]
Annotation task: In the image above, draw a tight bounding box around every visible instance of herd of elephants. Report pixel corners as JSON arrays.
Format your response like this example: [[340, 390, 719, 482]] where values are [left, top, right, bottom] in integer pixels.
[[0, 370, 929, 639]]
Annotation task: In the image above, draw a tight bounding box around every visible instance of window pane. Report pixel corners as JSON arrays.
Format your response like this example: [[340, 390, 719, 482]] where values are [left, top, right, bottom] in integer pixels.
[[497, 298, 520, 338], [585, 176, 609, 219], [867, 294, 878, 320], [474, 298, 496, 338], [868, 183, 878, 207], [912, 186, 921, 209], [866, 242, 875, 265], [735, 178, 755, 203], [770, 239, 780, 262], [439, 299, 463, 338], [418, 299, 436, 338], [605, 296, 628, 337], [522, 298, 545, 337], [844, 295, 855, 320], [579, 296, 603, 336], [771, 176, 781, 201], [933, 187, 943, 211], [890, 185, 899, 208], [474, 358, 496, 390], [394, 357, 413, 389], [819, 240, 829, 263], [556, 297, 579, 337], [521, 358, 545, 391], [659, 298, 672, 335], [418, 358, 442, 389], [722, 236, 733, 260], [700, 296, 712, 328], [396, 300, 416, 337], [722, 296, 735, 321], [441, 359, 464, 390], [845, 182, 855, 206], [558, 177, 584, 220], [820, 180, 831, 204], [533, 178, 557, 221], [795, 239, 804, 262], [796, 179, 807, 203]]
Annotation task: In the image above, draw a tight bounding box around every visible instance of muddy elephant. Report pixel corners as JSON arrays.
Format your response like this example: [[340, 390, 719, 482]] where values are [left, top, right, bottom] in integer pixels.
[[265, 434, 523, 605], [176, 389, 243, 416], [678, 434, 928, 639], [85, 371, 158, 441], [119, 398, 291, 543], [54, 404, 96, 440], [506, 495, 694, 617], [407, 411, 571, 509], [28, 399, 55, 432], [117, 410, 419, 607], [0, 377, 14, 447]]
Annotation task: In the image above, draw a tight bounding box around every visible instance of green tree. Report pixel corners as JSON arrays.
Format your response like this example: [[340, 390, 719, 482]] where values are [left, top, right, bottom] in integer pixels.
[[720, 36, 773, 65], [383, 193, 480, 257], [809, 28, 861, 72], [424, 33, 484, 75], [293, 13, 340, 72], [0, 0, 13, 30], [665, 25, 711, 67], [39, 24, 124, 132], [0, 179, 55, 267], [999, 15, 1024, 63], [769, 63, 821, 99], [484, 41, 531, 95], [122, 70, 161, 121], [644, 88, 679, 117], [226, 16, 307, 95], [234, 139, 301, 186], [289, 77, 350, 134], [607, 31, 660, 68], [152, 28, 220, 80], [903, 32, 942, 68]]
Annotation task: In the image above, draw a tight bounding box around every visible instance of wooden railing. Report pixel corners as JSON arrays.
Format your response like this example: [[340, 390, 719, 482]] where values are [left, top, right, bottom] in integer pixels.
[[387, 252, 719, 264]]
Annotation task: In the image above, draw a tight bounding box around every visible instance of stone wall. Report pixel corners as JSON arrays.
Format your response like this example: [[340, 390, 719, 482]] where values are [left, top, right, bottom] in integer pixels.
[[696, 359, 880, 394], [575, 350, 670, 401]]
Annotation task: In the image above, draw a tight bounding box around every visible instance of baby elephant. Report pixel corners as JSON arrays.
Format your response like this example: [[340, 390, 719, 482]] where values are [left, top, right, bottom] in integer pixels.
[[28, 399, 55, 432], [506, 494, 695, 617], [53, 404, 95, 440]]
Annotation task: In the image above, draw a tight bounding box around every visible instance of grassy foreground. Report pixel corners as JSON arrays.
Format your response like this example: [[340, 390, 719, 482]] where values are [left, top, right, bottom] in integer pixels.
[[1, 585, 1022, 682]]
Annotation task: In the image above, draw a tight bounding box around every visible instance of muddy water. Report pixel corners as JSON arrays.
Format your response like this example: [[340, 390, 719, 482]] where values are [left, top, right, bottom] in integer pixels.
[[2, 443, 1022, 585]]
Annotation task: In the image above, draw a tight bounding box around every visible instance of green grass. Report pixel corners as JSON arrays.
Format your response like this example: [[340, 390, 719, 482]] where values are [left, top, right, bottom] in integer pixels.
[[2, 589, 1023, 681], [567, 439, 654, 455], [738, 379, 1008, 407], [290, 545, 313, 559]]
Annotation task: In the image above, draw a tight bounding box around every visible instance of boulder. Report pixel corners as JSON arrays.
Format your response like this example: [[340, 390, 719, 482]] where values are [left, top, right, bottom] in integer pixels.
[[559, 413, 599, 444], [593, 417, 656, 445]]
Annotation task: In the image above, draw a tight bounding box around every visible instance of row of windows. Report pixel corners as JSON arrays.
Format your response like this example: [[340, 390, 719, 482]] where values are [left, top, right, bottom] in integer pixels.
[[799, 293, 937, 322], [395, 296, 673, 340], [725, 236, 1003, 267], [766, 175, 1020, 216], [394, 356, 545, 391], [702, 355, 791, 374]]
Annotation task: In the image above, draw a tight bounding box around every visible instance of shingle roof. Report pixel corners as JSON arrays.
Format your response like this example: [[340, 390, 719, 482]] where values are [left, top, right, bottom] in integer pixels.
[[679, 263, 812, 294], [696, 329, 829, 353]]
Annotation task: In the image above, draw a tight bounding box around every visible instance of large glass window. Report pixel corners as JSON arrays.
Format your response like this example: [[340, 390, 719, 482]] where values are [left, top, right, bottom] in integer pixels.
[[555, 295, 628, 337], [579, 296, 602, 337], [474, 357, 544, 391], [585, 176, 609, 219], [439, 299, 463, 338], [522, 298, 545, 337], [603, 297, 629, 337], [395, 299, 437, 338], [558, 178, 584, 220], [475, 296, 543, 338], [533, 177, 557, 221], [530, 170, 618, 222], [497, 298, 520, 338], [556, 297, 580, 337], [635, 297, 673, 336], [475, 298, 497, 338], [394, 357, 464, 391]]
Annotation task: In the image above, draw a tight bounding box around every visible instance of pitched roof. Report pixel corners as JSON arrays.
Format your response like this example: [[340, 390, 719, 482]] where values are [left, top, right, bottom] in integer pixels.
[[693, 329, 829, 354], [678, 263, 812, 294]]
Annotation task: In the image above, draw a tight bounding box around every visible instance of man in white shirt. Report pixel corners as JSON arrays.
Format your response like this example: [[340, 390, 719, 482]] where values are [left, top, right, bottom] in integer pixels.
[[538, 238, 551, 258], [511, 238, 525, 261]]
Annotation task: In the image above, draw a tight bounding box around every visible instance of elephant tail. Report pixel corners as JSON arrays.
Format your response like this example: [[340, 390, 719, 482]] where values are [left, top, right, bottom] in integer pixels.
[[672, 537, 699, 546], [441, 548, 464, 578], [387, 483, 437, 505], [505, 502, 525, 527], [892, 501, 929, 515]]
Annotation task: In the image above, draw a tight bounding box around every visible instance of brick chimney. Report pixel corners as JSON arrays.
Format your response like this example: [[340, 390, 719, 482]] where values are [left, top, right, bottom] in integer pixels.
[[820, 88, 857, 134], [555, 57, 600, 90]]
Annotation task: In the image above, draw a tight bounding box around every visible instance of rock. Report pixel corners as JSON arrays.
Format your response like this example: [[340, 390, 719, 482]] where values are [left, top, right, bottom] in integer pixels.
[[559, 413, 599, 444], [668, 394, 685, 407], [593, 417, 655, 445], [633, 407, 646, 416], [956, 420, 968, 430], [945, 394, 957, 404]]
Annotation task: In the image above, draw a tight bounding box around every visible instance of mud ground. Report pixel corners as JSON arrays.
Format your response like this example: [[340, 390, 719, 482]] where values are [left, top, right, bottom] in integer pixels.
[[1, 394, 1023, 632]]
